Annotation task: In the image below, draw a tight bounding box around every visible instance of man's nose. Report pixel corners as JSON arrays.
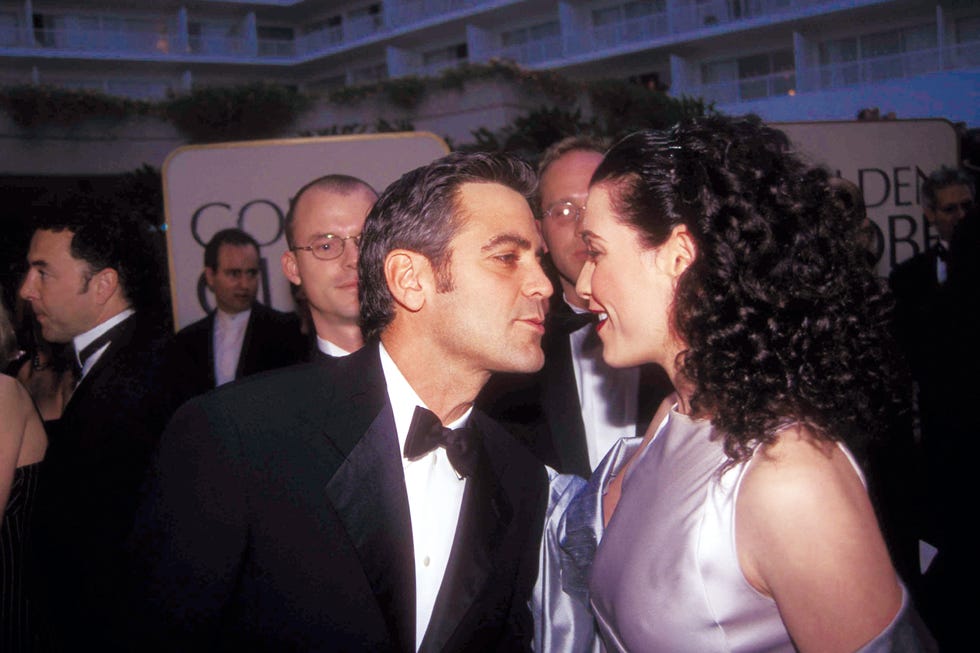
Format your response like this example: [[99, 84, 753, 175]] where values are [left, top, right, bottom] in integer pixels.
[[19, 272, 36, 301]]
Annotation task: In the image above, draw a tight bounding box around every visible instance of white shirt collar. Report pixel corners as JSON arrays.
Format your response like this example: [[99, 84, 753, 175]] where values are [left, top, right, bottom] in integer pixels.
[[317, 335, 351, 357], [73, 308, 135, 360], [378, 342, 471, 457], [216, 307, 251, 326], [563, 292, 590, 315]]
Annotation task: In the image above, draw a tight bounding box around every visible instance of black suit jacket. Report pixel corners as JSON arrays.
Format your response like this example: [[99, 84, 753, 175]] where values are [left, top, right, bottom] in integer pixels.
[[33, 311, 182, 648], [127, 343, 548, 652], [171, 302, 306, 396], [478, 301, 672, 478]]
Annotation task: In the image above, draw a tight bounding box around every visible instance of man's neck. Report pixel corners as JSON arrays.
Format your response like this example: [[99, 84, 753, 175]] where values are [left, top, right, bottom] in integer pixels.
[[74, 307, 135, 353], [313, 317, 363, 354], [380, 330, 486, 426]]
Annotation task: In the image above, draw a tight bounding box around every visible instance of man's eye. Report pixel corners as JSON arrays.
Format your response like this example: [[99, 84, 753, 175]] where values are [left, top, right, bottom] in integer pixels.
[[495, 253, 518, 264]]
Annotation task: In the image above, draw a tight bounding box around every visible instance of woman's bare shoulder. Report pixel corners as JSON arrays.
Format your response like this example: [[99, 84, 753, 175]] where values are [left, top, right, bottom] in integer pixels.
[[736, 425, 901, 652]]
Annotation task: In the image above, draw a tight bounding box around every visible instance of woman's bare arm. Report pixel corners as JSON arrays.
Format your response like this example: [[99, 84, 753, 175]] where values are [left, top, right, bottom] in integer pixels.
[[736, 426, 902, 652]]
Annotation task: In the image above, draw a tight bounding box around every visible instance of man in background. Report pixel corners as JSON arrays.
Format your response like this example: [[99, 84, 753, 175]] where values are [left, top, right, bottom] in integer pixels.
[[173, 228, 305, 395], [281, 175, 377, 357], [19, 196, 179, 649], [480, 135, 672, 477]]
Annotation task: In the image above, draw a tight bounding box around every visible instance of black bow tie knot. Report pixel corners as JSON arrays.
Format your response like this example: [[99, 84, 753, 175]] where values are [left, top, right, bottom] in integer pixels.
[[404, 406, 479, 479], [549, 310, 597, 335]]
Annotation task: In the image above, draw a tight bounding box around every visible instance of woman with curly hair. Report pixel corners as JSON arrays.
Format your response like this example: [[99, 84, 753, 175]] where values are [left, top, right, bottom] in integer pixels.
[[575, 115, 919, 652]]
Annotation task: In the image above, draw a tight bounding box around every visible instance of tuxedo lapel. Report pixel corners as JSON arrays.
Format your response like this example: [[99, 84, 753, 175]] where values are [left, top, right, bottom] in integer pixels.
[[420, 422, 512, 653], [324, 347, 416, 653], [65, 313, 137, 411], [205, 313, 217, 387], [540, 326, 591, 477]]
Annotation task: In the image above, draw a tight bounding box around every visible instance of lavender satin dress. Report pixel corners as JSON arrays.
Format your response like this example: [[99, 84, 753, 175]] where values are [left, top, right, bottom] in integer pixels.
[[586, 408, 922, 653]]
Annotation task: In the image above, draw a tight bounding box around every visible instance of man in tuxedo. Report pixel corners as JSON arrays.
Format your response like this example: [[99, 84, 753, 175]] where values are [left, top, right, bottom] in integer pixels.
[[479, 136, 672, 478], [19, 198, 180, 648], [128, 151, 552, 651], [281, 174, 377, 357], [173, 228, 305, 395], [890, 166, 975, 442]]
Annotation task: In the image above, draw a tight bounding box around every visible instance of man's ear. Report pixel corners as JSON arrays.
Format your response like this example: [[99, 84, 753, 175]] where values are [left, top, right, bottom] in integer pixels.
[[923, 207, 937, 227], [653, 224, 696, 279], [203, 266, 216, 291], [281, 251, 301, 286], [534, 219, 549, 253], [92, 267, 120, 305], [384, 250, 428, 312]]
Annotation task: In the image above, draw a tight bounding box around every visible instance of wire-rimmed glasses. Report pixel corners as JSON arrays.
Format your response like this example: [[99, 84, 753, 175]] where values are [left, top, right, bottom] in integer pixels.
[[289, 234, 361, 261], [542, 200, 585, 223]]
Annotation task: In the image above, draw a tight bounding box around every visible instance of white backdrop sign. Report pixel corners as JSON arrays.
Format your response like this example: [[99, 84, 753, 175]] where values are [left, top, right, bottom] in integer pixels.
[[776, 119, 960, 277], [163, 132, 449, 330]]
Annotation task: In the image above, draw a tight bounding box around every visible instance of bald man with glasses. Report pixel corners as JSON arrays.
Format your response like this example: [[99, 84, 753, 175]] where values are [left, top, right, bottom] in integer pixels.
[[281, 175, 378, 358]]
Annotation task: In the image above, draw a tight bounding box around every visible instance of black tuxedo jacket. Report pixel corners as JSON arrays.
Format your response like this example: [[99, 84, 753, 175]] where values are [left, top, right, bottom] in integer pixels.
[[127, 343, 548, 652], [478, 301, 672, 478], [171, 302, 306, 396], [33, 311, 183, 648]]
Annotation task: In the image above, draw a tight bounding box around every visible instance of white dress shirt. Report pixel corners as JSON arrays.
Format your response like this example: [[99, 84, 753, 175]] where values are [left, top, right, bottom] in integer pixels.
[[213, 308, 250, 386], [378, 343, 468, 650], [316, 335, 352, 357], [72, 308, 135, 381], [565, 297, 641, 470]]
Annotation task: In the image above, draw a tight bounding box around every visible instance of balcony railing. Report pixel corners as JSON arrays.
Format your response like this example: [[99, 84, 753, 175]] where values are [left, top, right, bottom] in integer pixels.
[[945, 38, 980, 69], [567, 12, 670, 56], [693, 70, 796, 104], [497, 36, 562, 65], [387, 0, 484, 27], [816, 47, 943, 89], [419, 57, 469, 76], [297, 25, 344, 53], [187, 34, 247, 56], [295, 16, 383, 57], [30, 26, 178, 55], [258, 38, 295, 58]]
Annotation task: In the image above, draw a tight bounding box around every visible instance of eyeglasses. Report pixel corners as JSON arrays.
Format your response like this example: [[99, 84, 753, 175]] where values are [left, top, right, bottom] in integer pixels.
[[936, 200, 974, 216], [290, 234, 361, 261], [542, 200, 585, 223]]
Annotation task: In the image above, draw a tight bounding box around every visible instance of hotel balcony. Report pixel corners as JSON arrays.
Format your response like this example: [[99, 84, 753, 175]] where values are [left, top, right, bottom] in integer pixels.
[[813, 39, 980, 90], [693, 70, 796, 104]]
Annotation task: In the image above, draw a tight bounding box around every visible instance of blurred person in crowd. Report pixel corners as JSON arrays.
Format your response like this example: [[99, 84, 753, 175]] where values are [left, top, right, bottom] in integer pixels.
[[1, 295, 48, 651], [889, 167, 975, 555], [913, 206, 979, 650], [172, 228, 306, 396], [281, 174, 377, 357], [18, 195, 181, 650], [479, 135, 671, 478]]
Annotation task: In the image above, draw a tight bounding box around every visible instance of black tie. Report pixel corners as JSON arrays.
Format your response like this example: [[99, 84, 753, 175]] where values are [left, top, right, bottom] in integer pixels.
[[73, 318, 130, 380], [548, 310, 597, 335], [404, 406, 479, 479]]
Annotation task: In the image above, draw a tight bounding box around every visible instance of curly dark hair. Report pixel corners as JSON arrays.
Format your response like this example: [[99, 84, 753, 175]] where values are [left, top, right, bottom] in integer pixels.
[[592, 114, 907, 463]]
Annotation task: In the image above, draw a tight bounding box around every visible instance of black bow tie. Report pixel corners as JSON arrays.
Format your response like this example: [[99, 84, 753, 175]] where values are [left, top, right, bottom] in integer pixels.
[[404, 406, 479, 479], [548, 309, 597, 335]]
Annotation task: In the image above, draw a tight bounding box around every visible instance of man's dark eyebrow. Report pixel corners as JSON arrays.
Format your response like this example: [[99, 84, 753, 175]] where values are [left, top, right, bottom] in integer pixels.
[[481, 233, 531, 252], [28, 258, 48, 268]]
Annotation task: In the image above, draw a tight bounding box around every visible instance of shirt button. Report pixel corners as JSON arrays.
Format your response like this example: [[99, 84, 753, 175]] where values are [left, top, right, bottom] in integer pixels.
[[423, 555, 430, 567]]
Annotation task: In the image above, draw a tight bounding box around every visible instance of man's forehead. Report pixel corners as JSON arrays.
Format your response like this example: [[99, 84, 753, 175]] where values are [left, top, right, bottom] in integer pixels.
[[295, 187, 374, 227], [217, 242, 259, 264], [454, 182, 539, 244], [937, 184, 974, 200]]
